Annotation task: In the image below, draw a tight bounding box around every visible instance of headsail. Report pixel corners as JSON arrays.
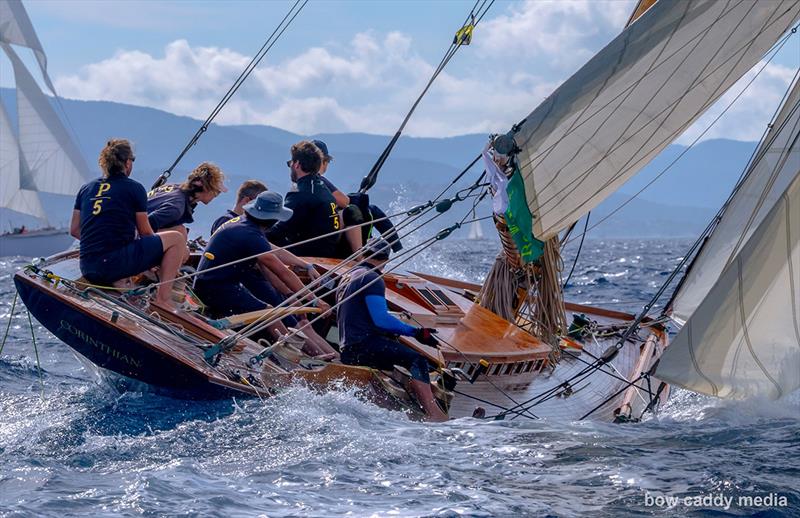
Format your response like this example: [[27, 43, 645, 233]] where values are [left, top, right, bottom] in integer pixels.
[[2, 42, 89, 197], [511, 0, 800, 241], [671, 75, 800, 324], [656, 167, 800, 399]]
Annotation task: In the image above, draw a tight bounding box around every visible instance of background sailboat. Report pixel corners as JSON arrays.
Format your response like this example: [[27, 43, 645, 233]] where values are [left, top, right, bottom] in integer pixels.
[[0, 0, 89, 257]]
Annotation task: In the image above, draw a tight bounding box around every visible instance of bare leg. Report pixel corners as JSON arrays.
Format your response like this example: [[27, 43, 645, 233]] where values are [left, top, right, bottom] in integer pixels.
[[159, 225, 190, 263], [296, 317, 338, 359], [345, 226, 362, 254], [407, 379, 448, 422], [155, 230, 187, 308]]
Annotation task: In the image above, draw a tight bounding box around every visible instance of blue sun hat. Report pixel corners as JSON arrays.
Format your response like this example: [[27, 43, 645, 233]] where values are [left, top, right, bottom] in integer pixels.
[[243, 191, 293, 221]]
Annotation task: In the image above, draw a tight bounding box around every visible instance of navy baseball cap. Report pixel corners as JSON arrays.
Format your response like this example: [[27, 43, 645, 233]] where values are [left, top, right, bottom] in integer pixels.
[[312, 139, 333, 161], [365, 237, 391, 261]]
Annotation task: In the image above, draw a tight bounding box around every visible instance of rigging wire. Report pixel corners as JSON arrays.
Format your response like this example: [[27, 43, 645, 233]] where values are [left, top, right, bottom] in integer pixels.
[[151, 0, 308, 189], [358, 0, 494, 194], [562, 211, 589, 289]]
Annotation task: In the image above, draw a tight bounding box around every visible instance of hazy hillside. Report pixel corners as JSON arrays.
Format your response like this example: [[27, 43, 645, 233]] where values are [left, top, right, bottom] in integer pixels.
[[1, 90, 752, 238]]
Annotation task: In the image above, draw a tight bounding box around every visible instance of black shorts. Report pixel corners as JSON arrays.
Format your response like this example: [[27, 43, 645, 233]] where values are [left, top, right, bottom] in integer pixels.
[[341, 336, 432, 383], [80, 235, 163, 285]]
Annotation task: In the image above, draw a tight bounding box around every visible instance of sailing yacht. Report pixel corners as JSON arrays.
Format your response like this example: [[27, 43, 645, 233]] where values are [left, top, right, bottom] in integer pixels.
[[10, 0, 800, 421], [0, 0, 88, 257]]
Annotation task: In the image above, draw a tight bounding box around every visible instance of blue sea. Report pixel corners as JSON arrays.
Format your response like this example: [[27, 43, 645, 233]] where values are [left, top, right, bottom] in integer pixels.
[[1, 239, 798, 517]]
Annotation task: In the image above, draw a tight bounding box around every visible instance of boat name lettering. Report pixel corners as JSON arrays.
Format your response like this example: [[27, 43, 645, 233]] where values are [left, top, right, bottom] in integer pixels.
[[57, 320, 142, 368]]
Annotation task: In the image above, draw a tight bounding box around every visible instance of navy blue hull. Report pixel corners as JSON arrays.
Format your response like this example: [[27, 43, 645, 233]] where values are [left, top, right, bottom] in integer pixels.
[[14, 276, 240, 400]]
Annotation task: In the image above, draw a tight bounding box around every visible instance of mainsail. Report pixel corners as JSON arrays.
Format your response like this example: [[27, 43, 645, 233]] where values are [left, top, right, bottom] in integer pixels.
[[0, 1, 89, 223], [671, 76, 800, 324], [511, 0, 800, 241]]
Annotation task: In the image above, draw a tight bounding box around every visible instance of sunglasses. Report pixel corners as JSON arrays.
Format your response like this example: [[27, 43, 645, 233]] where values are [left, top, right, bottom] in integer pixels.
[[130, 156, 136, 162], [286, 159, 294, 168]]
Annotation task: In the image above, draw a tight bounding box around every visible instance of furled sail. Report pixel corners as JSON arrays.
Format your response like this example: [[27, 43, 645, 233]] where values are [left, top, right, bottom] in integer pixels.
[[0, 0, 56, 94], [511, 0, 800, 241], [656, 168, 800, 399], [1, 42, 88, 198], [0, 102, 45, 219], [671, 76, 800, 324]]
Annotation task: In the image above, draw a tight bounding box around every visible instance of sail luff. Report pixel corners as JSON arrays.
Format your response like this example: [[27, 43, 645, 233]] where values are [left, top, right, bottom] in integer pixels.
[[1, 42, 89, 197], [512, 0, 800, 241], [656, 169, 800, 399]]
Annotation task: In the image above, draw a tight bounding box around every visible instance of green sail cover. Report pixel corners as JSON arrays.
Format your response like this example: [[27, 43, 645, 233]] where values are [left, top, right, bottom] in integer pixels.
[[505, 167, 543, 263]]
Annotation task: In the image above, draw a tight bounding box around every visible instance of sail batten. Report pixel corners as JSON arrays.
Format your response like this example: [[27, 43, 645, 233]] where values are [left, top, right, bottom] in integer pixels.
[[512, 0, 800, 241]]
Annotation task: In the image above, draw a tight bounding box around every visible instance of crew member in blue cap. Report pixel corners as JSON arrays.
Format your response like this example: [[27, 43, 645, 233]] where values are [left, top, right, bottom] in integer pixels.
[[312, 139, 403, 255], [336, 238, 446, 421], [194, 191, 337, 358]]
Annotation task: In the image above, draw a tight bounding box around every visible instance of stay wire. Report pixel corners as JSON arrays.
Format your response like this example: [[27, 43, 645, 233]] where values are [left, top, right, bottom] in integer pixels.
[[359, 0, 494, 193], [153, 0, 308, 189], [562, 211, 589, 289]]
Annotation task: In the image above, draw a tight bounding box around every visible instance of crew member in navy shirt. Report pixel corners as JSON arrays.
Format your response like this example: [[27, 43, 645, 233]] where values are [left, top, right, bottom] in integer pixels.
[[336, 238, 446, 421], [70, 139, 186, 307], [147, 162, 227, 237], [195, 191, 337, 358], [313, 140, 403, 255], [266, 141, 341, 258]]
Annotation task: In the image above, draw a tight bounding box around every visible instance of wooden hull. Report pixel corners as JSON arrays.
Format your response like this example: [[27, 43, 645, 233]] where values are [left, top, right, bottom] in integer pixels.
[[14, 253, 670, 422]]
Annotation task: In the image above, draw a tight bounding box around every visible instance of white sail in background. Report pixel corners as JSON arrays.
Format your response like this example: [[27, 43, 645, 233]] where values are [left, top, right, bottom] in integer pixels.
[[0, 0, 56, 94], [0, 102, 45, 219], [2, 42, 88, 197], [512, 0, 800, 241], [671, 77, 800, 324], [657, 170, 800, 399], [468, 219, 484, 240]]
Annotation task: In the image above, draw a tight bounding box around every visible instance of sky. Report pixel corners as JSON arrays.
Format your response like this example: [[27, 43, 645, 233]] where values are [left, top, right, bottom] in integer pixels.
[[4, 0, 800, 142]]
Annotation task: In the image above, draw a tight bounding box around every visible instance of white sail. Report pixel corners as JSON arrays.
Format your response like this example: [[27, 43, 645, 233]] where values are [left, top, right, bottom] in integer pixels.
[[671, 77, 800, 324], [657, 170, 800, 399], [468, 219, 484, 240], [512, 0, 800, 241], [2, 42, 88, 197], [0, 102, 45, 219], [0, 0, 56, 94]]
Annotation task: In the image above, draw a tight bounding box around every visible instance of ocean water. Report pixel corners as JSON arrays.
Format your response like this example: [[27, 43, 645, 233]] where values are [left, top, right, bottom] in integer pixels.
[[1, 239, 798, 517]]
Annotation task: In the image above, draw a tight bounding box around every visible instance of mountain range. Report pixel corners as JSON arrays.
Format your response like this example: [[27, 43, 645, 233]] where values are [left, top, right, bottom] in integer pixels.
[[1, 89, 758, 239]]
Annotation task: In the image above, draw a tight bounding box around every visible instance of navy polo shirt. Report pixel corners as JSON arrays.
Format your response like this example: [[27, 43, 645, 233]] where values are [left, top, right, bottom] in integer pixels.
[[319, 175, 339, 193], [267, 175, 340, 257], [146, 183, 195, 231], [195, 216, 271, 283], [336, 263, 386, 346], [73, 175, 148, 257], [210, 209, 239, 235]]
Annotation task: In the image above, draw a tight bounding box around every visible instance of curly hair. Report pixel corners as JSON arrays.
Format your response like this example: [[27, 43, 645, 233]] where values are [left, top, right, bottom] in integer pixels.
[[98, 139, 134, 178], [290, 140, 323, 175], [181, 162, 226, 195]]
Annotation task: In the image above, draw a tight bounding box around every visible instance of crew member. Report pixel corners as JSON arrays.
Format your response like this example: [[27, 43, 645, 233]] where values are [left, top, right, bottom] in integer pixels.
[[70, 139, 185, 307], [267, 141, 341, 258], [147, 162, 227, 237], [194, 191, 337, 358], [212, 180, 321, 287], [313, 139, 402, 254], [336, 238, 446, 421]]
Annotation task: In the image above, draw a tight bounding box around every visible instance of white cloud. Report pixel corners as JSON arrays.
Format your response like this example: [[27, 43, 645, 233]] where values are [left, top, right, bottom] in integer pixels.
[[52, 0, 793, 144], [677, 62, 797, 144]]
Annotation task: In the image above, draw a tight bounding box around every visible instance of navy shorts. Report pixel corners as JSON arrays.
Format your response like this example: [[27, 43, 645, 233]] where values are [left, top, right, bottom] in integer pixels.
[[80, 235, 163, 285], [195, 270, 298, 327], [341, 336, 432, 383]]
